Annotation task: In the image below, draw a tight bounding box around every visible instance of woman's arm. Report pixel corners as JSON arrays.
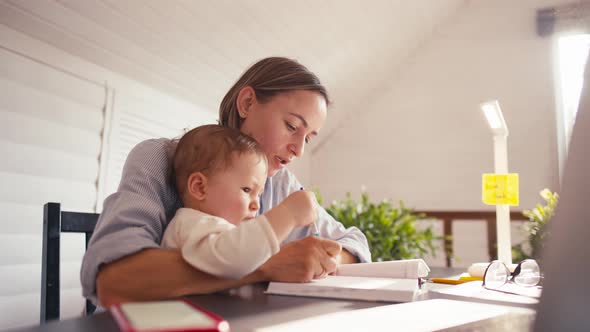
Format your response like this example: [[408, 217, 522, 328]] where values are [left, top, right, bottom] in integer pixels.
[[81, 139, 181, 303], [316, 207, 371, 262], [97, 249, 263, 308], [339, 249, 359, 264], [97, 236, 343, 307]]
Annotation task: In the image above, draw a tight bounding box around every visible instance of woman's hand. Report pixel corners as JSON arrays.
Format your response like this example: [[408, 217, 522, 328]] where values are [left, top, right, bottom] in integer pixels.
[[257, 236, 342, 282], [96, 238, 354, 307]]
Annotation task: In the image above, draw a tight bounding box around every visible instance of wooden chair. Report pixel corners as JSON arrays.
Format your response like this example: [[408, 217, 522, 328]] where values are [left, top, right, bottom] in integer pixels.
[[41, 202, 98, 323]]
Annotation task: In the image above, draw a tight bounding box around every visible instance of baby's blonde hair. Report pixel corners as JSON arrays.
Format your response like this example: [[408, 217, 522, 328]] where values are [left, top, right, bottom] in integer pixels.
[[174, 124, 267, 198]]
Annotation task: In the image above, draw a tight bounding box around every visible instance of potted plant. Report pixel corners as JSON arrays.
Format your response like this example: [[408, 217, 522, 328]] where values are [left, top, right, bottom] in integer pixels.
[[512, 189, 559, 264], [317, 191, 440, 261]]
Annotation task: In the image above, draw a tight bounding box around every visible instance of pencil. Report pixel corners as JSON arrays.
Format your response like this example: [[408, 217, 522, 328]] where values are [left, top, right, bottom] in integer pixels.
[[428, 278, 476, 285]]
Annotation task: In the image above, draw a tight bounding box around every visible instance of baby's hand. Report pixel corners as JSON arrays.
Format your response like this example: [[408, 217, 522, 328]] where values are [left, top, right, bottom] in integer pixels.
[[264, 190, 319, 242], [281, 190, 317, 227]]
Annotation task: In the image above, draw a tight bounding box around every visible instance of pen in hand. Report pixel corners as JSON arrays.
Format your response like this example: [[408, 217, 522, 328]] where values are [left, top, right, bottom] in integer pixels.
[[300, 187, 320, 236]]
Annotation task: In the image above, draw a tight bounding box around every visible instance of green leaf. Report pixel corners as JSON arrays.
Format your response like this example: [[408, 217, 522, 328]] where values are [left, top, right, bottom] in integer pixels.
[[514, 189, 559, 264], [321, 191, 442, 261]]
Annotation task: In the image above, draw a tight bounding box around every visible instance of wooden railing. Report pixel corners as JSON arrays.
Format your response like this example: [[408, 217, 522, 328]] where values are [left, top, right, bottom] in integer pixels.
[[415, 210, 529, 267]]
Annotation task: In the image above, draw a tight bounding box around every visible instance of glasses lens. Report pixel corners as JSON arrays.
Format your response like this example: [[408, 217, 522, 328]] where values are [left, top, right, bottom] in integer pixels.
[[513, 259, 541, 286], [484, 261, 509, 289]]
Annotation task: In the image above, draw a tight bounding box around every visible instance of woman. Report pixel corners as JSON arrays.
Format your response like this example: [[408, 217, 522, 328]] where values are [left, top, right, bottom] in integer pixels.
[[81, 57, 371, 308]]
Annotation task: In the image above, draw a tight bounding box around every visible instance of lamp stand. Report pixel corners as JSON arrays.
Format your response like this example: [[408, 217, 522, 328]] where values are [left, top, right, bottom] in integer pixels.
[[493, 135, 512, 265]]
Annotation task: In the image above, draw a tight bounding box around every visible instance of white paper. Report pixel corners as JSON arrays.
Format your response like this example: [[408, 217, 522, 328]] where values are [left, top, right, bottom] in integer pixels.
[[429, 281, 540, 307], [335, 259, 430, 278]]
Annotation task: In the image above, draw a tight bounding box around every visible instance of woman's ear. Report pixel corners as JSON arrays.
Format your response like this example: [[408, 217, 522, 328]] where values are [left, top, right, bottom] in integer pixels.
[[236, 86, 256, 119], [187, 172, 207, 200]]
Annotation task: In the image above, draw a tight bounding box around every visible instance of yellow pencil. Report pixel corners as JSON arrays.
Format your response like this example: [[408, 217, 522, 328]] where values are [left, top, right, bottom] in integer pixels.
[[459, 276, 483, 282], [429, 278, 473, 285]]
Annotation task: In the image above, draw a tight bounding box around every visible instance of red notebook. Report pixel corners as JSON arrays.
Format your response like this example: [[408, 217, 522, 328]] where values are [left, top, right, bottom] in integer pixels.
[[110, 299, 229, 332]]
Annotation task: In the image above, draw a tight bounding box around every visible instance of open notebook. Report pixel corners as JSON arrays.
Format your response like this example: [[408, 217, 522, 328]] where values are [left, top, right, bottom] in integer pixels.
[[266, 259, 430, 302]]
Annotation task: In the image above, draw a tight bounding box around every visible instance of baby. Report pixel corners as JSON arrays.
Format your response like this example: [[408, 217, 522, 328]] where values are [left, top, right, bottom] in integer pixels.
[[162, 124, 317, 279]]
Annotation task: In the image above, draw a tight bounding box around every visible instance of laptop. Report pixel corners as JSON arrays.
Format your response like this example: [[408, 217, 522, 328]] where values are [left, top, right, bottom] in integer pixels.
[[534, 62, 590, 331]]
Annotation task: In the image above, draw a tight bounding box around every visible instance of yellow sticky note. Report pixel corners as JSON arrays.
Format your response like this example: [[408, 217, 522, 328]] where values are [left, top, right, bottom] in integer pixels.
[[482, 173, 519, 206]]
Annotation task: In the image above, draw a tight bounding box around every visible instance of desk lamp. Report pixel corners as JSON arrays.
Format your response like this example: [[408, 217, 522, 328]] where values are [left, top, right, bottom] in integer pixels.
[[480, 100, 513, 265]]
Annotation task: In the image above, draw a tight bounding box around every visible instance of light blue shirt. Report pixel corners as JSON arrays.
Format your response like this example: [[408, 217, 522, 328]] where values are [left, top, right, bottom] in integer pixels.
[[81, 138, 371, 303]]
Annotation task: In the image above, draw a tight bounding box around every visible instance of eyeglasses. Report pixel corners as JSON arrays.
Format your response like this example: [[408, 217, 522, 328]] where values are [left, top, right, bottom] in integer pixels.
[[483, 259, 542, 290]]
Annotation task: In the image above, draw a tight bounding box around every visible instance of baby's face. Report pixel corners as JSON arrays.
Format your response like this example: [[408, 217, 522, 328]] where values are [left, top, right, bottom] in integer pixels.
[[203, 152, 267, 225]]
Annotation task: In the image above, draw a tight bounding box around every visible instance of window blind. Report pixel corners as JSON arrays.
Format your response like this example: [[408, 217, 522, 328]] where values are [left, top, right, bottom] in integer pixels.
[[0, 45, 105, 329], [97, 90, 217, 208]]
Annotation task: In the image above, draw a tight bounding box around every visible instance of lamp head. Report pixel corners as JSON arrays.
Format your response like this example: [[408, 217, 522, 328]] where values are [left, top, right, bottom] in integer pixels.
[[480, 100, 509, 136]]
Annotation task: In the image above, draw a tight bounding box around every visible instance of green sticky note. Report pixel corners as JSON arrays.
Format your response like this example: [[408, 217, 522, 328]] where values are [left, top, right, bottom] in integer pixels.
[[482, 173, 519, 206]]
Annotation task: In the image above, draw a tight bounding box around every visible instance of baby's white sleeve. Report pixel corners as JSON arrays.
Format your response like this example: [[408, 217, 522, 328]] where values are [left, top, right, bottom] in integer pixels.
[[175, 209, 280, 279]]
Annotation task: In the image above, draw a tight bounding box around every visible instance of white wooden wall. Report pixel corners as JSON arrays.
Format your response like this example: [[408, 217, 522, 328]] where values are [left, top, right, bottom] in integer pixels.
[[0, 25, 215, 330], [0, 43, 105, 328], [310, 0, 552, 267], [0, 0, 568, 328], [98, 91, 216, 208]]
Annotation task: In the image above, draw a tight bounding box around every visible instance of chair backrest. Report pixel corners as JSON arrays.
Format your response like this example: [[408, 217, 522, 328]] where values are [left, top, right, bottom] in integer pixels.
[[41, 202, 99, 324]]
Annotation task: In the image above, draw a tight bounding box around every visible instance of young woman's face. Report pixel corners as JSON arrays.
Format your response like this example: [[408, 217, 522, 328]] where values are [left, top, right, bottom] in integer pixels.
[[239, 90, 328, 177]]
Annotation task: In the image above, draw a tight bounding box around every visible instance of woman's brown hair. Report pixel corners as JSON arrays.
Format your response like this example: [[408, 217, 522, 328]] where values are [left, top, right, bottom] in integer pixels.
[[219, 57, 330, 129]]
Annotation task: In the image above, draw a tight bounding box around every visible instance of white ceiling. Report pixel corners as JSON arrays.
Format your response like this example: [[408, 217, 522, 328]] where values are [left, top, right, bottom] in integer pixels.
[[0, 0, 469, 139]]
